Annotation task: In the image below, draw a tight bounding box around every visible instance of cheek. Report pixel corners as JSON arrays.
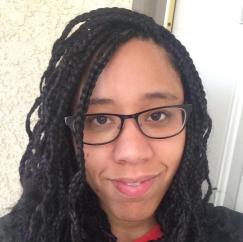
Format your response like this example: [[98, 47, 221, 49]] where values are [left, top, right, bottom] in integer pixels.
[[83, 147, 109, 192], [84, 149, 89, 159], [156, 131, 185, 175], [84, 149, 96, 184]]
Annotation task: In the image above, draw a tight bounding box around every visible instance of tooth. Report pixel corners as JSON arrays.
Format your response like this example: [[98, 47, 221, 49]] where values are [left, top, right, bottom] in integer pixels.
[[127, 182, 140, 187]]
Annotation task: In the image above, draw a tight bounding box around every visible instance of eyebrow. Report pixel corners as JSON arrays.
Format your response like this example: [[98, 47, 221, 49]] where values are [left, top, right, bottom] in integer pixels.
[[89, 91, 179, 106], [143, 91, 179, 101], [89, 98, 114, 105]]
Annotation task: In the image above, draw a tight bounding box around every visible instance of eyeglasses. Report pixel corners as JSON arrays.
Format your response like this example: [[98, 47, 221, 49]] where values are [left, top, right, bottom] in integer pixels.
[[65, 104, 192, 145]]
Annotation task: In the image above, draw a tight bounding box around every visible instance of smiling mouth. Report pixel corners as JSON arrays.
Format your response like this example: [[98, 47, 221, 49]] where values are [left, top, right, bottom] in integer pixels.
[[110, 174, 159, 198]]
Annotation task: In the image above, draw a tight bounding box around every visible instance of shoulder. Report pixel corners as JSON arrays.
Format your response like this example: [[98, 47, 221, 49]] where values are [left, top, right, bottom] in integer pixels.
[[0, 212, 22, 242], [205, 203, 243, 242], [0, 213, 13, 242]]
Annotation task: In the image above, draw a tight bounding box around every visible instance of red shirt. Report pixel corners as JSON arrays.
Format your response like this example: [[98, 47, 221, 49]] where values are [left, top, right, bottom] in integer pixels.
[[133, 224, 163, 242]]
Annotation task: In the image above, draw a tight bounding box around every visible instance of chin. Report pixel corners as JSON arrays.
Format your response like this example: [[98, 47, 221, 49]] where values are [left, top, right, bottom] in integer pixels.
[[110, 202, 157, 222], [116, 212, 152, 222]]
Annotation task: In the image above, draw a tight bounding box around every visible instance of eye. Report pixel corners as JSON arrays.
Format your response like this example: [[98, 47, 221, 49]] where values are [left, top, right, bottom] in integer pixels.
[[90, 115, 111, 125], [147, 111, 167, 121]]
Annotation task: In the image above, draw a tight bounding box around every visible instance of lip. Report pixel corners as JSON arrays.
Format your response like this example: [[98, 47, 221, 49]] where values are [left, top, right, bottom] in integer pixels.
[[110, 174, 159, 198]]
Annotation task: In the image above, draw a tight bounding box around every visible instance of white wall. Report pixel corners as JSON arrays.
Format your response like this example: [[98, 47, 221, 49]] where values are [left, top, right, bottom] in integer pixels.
[[172, 0, 243, 211]]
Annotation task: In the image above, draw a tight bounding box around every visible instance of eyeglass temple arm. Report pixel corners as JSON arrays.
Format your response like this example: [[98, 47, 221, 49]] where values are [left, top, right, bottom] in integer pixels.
[[64, 116, 75, 131]]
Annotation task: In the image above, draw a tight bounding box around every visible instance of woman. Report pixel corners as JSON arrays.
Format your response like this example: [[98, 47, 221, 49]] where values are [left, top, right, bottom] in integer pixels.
[[0, 7, 242, 242]]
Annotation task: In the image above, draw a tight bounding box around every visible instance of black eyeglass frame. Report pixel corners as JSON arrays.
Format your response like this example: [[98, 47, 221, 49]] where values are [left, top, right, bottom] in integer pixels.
[[64, 104, 192, 145]]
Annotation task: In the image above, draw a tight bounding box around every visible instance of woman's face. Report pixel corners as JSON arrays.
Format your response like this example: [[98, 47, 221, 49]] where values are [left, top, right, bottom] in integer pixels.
[[77, 39, 185, 226]]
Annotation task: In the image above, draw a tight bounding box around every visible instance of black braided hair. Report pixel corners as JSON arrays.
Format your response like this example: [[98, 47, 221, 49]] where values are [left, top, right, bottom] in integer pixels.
[[10, 7, 217, 242]]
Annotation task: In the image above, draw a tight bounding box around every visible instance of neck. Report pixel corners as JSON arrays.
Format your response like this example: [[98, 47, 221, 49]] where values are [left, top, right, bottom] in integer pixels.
[[110, 217, 157, 242]]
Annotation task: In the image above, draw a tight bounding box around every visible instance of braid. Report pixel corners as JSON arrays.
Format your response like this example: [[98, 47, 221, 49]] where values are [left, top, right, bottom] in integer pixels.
[[69, 28, 145, 242], [13, 7, 220, 242]]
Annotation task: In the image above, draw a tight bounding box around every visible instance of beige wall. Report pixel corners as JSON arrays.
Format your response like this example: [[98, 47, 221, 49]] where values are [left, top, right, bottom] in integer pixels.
[[0, 0, 132, 217]]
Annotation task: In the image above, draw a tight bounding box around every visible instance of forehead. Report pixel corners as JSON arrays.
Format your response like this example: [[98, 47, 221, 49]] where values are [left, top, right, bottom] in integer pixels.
[[85, 38, 184, 112]]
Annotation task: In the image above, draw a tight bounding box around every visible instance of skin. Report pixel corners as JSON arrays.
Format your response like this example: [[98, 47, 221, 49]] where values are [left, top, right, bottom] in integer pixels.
[[74, 39, 185, 242]]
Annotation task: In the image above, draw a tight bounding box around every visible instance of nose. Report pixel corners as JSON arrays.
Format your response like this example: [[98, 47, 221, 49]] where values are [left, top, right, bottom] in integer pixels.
[[112, 118, 154, 165]]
